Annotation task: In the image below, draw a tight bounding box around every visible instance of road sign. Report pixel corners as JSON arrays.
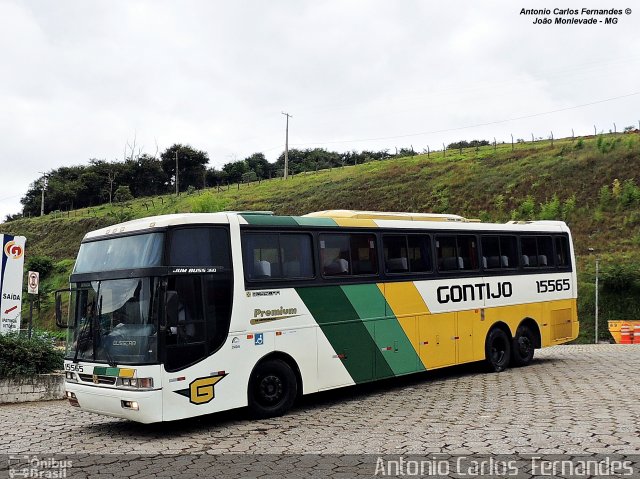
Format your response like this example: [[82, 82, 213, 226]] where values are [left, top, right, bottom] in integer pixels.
[[28, 271, 39, 295], [1, 234, 26, 334]]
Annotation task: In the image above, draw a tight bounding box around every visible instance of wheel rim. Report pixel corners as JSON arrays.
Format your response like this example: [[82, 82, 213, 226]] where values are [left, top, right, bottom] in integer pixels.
[[491, 336, 507, 365], [257, 374, 284, 406]]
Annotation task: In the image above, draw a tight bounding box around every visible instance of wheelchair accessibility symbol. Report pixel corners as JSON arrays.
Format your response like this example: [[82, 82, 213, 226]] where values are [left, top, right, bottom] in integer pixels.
[[254, 333, 264, 346]]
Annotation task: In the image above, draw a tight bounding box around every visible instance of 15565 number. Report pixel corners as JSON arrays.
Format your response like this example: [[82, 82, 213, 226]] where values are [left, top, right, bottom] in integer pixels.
[[64, 363, 84, 373], [536, 279, 570, 294]]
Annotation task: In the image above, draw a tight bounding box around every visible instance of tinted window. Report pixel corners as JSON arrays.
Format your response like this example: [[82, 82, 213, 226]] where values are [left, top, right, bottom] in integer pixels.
[[243, 233, 314, 280], [383, 235, 432, 274], [169, 228, 231, 269], [436, 235, 478, 271], [521, 236, 554, 268], [320, 233, 377, 276], [408, 236, 432, 272], [555, 236, 571, 267], [74, 233, 164, 273], [481, 235, 517, 269], [204, 274, 232, 353], [165, 275, 206, 371], [281, 234, 314, 278]]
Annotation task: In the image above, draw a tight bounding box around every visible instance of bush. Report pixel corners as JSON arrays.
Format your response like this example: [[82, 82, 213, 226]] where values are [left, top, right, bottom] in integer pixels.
[[114, 185, 134, 203], [539, 194, 561, 220], [0, 331, 64, 378], [619, 179, 640, 208], [600, 263, 640, 293], [512, 195, 535, 220], [598, 184, 612, 209], [25, 255, 54, 279]]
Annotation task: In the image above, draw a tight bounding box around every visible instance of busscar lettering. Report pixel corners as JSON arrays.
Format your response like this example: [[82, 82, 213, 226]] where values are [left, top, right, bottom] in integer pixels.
[[437, 282, 513, 304]]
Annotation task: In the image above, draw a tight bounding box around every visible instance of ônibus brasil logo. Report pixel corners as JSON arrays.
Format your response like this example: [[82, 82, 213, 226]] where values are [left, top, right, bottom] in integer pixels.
[[4, 241, 23, 260]]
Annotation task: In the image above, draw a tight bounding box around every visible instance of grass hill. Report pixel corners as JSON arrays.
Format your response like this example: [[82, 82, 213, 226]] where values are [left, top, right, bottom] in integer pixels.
[[2, 132, 640, 343]]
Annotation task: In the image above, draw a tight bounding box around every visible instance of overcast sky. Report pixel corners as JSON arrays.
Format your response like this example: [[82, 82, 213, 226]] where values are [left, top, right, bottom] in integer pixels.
[[1, 0, 639, 221]]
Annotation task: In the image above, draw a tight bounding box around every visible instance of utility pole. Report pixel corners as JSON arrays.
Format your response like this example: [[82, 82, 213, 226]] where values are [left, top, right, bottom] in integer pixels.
[[38, 172, 48, 217], [282, 112, 292, 179], [175, 151, 179, 195], [595, 257, 599, 343]]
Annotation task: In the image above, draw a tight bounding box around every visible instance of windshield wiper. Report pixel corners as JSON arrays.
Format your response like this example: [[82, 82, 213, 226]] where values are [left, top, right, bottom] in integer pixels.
[[72, 310, 92, 364], [94, 296, 118, 368]]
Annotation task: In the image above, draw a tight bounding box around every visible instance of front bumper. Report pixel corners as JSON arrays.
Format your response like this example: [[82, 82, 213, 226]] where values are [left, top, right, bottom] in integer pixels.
[[65, 382, 163, 424]]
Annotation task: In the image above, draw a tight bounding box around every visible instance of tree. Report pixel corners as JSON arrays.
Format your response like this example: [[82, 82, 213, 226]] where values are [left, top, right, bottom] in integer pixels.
[[125, 154, 168, 197], [222, 160, 248, 183], [160, 144, 209, 192], [114, 185, 133, 203], [244, 153, 271, 179]]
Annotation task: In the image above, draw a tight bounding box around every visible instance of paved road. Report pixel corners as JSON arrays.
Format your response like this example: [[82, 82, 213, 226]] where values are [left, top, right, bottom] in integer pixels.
[[1, 345, 639, 477]]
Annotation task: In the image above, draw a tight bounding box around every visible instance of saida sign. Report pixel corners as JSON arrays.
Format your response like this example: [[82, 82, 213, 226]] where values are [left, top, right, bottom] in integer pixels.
[[1, 234, 26, 334]]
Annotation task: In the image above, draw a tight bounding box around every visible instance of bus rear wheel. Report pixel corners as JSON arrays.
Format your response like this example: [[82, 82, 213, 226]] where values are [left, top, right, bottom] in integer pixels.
[[511, 325, 535, 367], [248, 359, 298, 419], [485, 328, 511, 372]]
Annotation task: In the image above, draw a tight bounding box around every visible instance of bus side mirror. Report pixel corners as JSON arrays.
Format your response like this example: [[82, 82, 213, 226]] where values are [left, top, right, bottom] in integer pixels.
[[55, 289, 70, 328], [164, 291, 179, 329]]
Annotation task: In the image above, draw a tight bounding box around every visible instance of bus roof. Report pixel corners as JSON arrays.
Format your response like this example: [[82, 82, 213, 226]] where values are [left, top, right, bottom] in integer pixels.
[[83, 210, 570, 241]]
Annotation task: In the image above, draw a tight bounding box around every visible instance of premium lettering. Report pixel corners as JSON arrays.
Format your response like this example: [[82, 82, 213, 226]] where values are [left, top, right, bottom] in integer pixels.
[[254, 307, 297, 318]]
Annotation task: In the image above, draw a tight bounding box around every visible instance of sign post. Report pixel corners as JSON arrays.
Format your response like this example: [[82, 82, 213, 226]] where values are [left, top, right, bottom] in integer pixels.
[[0, 235, 27, 335], [27, 271, 39, 339]]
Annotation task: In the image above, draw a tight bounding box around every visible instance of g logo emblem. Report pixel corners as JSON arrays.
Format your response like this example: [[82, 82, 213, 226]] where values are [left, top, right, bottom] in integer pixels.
[[175, 373, 227, 405], [4, 241, 23, 260]]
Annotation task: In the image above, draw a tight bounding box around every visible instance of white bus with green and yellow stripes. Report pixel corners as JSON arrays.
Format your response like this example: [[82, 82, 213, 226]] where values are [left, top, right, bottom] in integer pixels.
[[58, 210, 578, 423]]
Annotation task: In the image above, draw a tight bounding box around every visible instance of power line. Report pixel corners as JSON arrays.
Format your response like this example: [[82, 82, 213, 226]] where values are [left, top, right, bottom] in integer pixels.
[[289, 91, 640, 147]]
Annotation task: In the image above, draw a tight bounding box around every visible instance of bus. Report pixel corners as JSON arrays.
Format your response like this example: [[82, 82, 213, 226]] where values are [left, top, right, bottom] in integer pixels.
[[57, 210, 578, 423]]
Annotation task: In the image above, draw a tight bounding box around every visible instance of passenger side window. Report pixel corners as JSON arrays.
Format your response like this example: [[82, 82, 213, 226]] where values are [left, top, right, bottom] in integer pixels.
[[242, 233, 314, 280], [320, 233, 377, 276], [521, 236, 554, 268], [555, 236, 571, 267], [436, 235, 478, 271], [383, 235, 432, 274], [481, 235, 517, 270]]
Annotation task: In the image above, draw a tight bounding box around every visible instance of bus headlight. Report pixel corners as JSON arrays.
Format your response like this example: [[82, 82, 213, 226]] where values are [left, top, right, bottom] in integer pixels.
[[65, 391, 79, 407], [65, 372, 77, 382], [121, 400, 139, 410], [117, 377, 153, 389], [138, 378, 153, 388]]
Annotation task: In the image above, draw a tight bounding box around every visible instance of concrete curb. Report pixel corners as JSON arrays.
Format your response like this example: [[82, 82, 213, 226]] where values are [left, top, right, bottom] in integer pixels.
[[0, 372, 65, 403]]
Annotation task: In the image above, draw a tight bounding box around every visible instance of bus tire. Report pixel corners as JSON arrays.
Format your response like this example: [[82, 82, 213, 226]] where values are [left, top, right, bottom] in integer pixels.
[[511, 325, 535, 367], [485, 328, 511, 373], [248, 359, 298, 419]]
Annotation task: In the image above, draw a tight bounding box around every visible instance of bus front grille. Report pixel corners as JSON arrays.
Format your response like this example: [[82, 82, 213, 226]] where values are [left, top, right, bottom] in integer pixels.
[[78, 374, 117, 385]]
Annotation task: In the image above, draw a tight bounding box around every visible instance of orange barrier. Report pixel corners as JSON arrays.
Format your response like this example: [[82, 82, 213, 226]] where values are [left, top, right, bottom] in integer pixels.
[[620, 324, 633, 344], [608, 320, 640, 343]]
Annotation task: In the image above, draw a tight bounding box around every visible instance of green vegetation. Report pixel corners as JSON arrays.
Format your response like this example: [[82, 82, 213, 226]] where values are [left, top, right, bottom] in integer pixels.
[[2, 132, 640, 343], [0, 331, 64, 378]]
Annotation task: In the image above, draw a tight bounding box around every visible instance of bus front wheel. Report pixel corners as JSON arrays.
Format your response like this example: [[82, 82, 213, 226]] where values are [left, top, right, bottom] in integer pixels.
[[485, 328, 511, 372], [248, 359, 298, 419]]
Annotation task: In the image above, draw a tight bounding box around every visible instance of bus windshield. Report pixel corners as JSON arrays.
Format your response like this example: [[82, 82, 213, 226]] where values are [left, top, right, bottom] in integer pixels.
[[74, 233, 164, 273], [65, 277, 160, 365]]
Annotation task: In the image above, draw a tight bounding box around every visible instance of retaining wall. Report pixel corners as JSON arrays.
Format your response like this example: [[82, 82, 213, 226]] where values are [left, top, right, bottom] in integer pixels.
[[0, 373, 65, 403]]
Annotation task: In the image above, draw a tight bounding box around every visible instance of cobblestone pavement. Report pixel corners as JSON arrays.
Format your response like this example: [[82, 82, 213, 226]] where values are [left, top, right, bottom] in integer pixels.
[[1, 345, 639, 477]]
